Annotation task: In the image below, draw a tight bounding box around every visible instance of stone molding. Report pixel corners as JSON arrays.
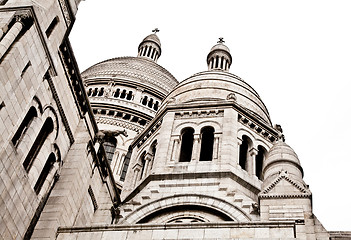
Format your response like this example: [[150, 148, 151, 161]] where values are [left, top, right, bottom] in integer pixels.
[[58, 0, 73, 27], [174, 109, 224, 119], [57, 220, 297, 233], [238, 114, 276, 143], [44, 72, 74, 144], [95, 116, 143, 133], [136, 120, 162, 148], [121, 193, 252, 224]]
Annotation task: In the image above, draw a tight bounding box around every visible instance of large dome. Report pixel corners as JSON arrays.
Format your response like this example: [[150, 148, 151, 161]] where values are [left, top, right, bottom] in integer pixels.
[[163, 70, 271, 124], [81, 56, 177, 97]]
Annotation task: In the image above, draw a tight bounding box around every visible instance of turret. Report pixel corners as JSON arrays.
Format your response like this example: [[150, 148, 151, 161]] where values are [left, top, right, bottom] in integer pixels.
[[207, 38, 232, 71], [137, 28, 161, 62]]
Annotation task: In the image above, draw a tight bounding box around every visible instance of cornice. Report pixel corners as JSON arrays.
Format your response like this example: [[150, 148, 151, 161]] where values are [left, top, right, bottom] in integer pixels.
[[131, 100, 279, 148]]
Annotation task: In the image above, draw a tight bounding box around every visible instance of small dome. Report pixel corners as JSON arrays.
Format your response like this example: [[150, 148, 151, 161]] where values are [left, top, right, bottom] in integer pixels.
[[81, 57, 177, 97], [207, 38, 232, 72], [210, 43, 230, 53], [138, 32, 162, 62], [162, 71, 271, 124], [262, 140, 303, 179], [140, 33, 161, 48]]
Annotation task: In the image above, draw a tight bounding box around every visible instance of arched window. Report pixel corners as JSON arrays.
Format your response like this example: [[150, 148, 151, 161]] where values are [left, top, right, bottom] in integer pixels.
[[199, 127, 215, 161], [92, 88, 98, 96], [142, 96, 148, 105], [34, 152, 56, 194], [239, 135, 251, 171], [147, 46, 152, 57], [153, 101, 159, 111], [151, 48, 156, 59], [215, 56, 219, 68], [12, 106, 37, 146], [120, 147, 132, 182], [126, 91, 133, 100], [103, 137, 117, 165], [120, 89, 126, 99], [179, 128, 194, 162], [148, 98, 153, 108], [23, 117, 54, 172], [98, 87, 104, 96], [255, 145, 266, 180], [114, 89, 120, 98]]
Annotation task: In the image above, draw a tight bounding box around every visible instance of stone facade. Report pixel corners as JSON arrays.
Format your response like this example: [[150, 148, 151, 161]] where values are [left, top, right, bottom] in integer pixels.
[[0, 1, 350, 240]]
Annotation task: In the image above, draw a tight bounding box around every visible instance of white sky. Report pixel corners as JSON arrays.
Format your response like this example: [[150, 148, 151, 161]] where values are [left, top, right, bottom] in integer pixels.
[[69, 0, 351, 231]]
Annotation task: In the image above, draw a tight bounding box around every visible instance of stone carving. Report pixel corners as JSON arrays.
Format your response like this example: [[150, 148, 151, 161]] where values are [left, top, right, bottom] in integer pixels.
[[274, 124, 285, 142], [175, 110, 224, 119], [96, 129, 128, 143], [58, 0, 72, 26], [104, 81, 114, 97], [226, 92, 237, 101], [238, 114, 277, 143]]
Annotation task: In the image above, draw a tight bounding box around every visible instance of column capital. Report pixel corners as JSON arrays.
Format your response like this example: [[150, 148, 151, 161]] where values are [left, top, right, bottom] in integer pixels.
[[249, 147, 258, 156], [14, 10, 33, 28], [145, 152, 153, 161]]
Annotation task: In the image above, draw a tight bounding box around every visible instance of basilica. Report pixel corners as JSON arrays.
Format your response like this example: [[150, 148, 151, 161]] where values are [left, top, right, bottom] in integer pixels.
[[0, 1, 350, 239]]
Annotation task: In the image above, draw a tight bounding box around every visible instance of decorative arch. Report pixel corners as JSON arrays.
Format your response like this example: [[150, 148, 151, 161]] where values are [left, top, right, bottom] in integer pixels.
[[196, 120, 221, 134], [32, 95, 43, 114], [122, 194, 251, 224], [173, 121, 198, 136], [237, 128, 272, 150], [43, 105, 59, 140], [174, 120, 221, 136], [237, 128, 256, 143]]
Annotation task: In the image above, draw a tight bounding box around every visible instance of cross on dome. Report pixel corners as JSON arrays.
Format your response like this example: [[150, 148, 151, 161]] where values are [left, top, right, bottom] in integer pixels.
[[218, 37, 225, 44], [152, 28, 160, 34]]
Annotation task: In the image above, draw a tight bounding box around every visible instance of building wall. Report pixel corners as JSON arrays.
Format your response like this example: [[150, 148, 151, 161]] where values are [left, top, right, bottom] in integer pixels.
[[0, 1, 117, 239]]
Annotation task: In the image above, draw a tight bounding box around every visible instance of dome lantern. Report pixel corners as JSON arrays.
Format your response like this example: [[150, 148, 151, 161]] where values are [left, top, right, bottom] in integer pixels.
[[138, 28, 161, 62], [207, 38, 232, 72]]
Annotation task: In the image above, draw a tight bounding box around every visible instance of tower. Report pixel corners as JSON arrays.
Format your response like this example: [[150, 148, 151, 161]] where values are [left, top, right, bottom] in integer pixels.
[[82, 31, 178, 186]]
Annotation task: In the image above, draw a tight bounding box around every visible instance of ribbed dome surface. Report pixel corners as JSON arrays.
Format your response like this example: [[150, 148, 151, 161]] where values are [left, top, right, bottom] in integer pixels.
[[81, 57, 178, 96], [140, 33, 161, 47], [210, 43, 230, 53], [163, 70, 271, 124], [263, 141, 301, 172]]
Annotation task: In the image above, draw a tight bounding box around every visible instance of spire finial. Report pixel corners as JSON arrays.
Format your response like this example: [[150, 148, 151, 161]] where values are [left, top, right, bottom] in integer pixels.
[[217, 37, 225, 44], [152, 28, 160, 34]]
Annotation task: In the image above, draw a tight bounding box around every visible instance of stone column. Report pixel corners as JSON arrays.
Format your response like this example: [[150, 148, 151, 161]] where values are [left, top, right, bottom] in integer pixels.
[[132, 164, 141, 187], [0, 11, 31, 60], [213, 133, 220, 161], [237, 138, 242, 166], [142, 153, 153, 178], [191, 134, 200, 161], [248, 148, 258, 176], [171, 137, 180, 162]]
